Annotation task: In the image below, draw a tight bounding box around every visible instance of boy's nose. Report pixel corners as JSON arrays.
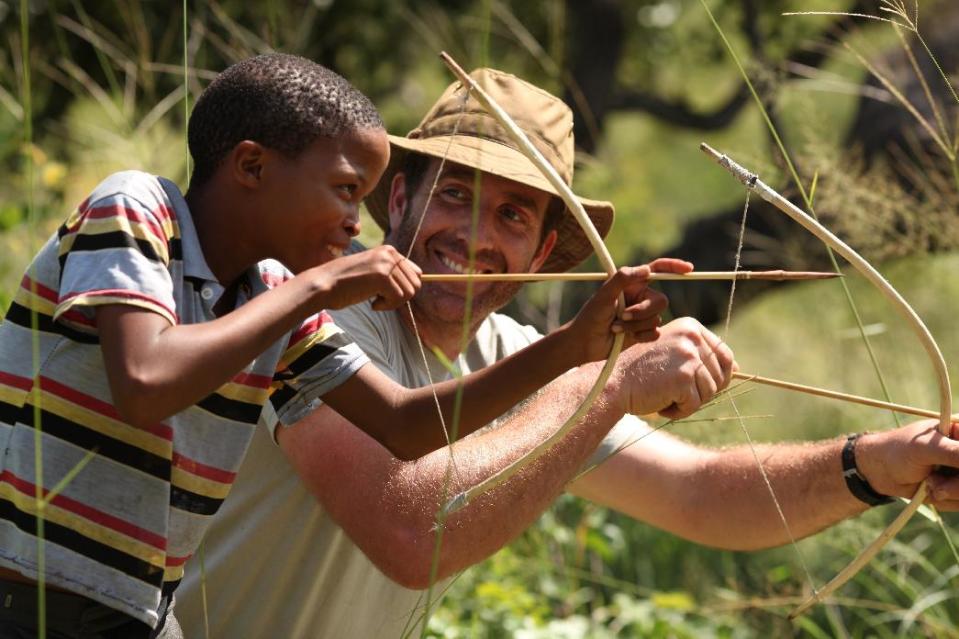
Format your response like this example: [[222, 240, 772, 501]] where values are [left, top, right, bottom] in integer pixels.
[[344, 218, 361, 238]]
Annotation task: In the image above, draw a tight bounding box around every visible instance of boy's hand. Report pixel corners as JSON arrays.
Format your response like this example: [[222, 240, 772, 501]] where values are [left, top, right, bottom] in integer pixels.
[[565, 258, 693, 364], [311, 246, 422, 311]]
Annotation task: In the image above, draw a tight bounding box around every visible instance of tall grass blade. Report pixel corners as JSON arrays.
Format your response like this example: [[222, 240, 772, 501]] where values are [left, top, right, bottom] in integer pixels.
[[19, 0, 45, 635]]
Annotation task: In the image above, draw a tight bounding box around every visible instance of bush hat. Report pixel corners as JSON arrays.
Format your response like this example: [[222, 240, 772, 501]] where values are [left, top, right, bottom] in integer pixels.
[[364, 68, 615, 273]]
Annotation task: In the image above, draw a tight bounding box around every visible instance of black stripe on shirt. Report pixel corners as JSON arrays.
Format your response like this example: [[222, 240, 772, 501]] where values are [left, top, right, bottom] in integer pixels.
[[168, 238, 182, 262], [268, 383, 298, 415], [0, 496, 164, 587], [169, 486, 222, 516], [195, 393, 262, 424], [21, 409, 170, 482], [4, 302, 99, 345], [285, 331, 354, 378], [67, 231, 165, 265], [0, 399, 22, 426]]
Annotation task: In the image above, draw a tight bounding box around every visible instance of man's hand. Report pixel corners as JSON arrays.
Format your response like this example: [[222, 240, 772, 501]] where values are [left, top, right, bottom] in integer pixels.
[[613, 317, 737, 419], [565, 258, 694, 364], [856, 420, 959, 510], [308, 245, 422, 311]]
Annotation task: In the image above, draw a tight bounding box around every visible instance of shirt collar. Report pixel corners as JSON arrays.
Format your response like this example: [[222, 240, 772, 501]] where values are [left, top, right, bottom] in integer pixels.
[[158, 176, 219, 283]]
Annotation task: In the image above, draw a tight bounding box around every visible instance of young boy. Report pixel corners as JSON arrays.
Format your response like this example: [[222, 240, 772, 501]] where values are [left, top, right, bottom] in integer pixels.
[[0, 54, 657, 636]]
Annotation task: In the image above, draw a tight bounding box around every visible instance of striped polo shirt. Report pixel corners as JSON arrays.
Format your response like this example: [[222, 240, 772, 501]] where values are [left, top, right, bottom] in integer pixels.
[[0, 170, 369, 627]]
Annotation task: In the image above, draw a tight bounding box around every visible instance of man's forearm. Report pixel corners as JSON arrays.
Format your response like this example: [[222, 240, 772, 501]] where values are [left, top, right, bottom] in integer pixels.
[[574, 431, 868, 551], [282, 359, 627, 589]]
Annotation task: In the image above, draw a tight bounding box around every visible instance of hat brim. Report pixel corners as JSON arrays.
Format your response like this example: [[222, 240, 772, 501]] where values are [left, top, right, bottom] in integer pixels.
[[365, 134, 614, 274]]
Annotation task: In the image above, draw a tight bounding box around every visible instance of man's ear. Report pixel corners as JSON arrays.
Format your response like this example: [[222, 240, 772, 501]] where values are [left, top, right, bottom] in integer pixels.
[[230, 140, 266, 188], [529, 229, 558, 273], [387, 172, 409, 232]]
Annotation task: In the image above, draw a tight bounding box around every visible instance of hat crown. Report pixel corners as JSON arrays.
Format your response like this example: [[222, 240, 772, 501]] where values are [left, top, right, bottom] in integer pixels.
[[408, 68, 575, 185]]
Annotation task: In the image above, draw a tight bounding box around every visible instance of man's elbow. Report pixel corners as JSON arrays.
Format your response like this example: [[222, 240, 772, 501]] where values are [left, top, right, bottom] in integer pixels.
[[363, 523, 454, 589]]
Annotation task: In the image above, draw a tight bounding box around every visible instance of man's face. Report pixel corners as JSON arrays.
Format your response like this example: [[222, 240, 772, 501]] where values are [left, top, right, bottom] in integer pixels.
[[262, 127, 390, 274], [386, 159, 557, 325]]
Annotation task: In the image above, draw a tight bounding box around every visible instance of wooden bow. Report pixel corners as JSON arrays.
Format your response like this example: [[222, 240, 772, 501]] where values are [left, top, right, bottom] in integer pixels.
[[437, 51, 626, 515], [701, 143, 953, 618]]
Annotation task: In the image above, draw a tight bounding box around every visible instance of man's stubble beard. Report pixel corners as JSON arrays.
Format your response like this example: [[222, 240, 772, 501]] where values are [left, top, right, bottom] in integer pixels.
[[388, 201, 525, 331]]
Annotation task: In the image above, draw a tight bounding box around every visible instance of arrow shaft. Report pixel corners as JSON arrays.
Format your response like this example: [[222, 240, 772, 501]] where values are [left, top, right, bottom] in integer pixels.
[[422, 270, 840, 283], [733, 372, 955, 421]]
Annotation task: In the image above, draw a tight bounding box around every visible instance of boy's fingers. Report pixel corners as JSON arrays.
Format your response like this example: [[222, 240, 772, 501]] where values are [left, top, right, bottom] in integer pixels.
[[621, 291, 668, 321], [617, 265, 653, 299], [620, 327, 661, 348], [612, 315, 661, 335], [648, 257, 694, 274]]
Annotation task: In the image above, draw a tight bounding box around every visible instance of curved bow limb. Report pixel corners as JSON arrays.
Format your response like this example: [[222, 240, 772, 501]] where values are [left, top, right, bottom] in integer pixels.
[[700, 143, 953, 617], [438, 52, 625, 515]]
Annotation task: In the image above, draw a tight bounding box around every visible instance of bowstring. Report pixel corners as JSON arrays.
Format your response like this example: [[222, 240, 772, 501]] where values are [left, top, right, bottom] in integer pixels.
[[401, 86, 471, 468], [723, 188, 820, 593], [396, 86, 472, 638]]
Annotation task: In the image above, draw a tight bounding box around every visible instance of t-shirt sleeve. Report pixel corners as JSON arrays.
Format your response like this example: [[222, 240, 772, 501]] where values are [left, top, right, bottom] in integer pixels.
[[54, 183, 178, 332], [266, 311, 370, 437], [328, 301, 394, 376], [582, 414, 650, 471]]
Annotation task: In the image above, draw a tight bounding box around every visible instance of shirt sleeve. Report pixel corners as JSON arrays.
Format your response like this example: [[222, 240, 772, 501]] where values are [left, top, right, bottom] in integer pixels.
[[582, 415, 650, 471], [266, 311, 370, 437], [54, 181, 178, 332]]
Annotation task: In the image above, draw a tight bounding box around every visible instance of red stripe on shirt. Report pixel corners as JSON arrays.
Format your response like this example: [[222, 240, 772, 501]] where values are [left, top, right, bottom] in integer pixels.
[[164, 554, 191, 567], [58, 289, 179, 323], [19, 275, 58, 303], [0, 372, 33, 392], [230, 371, 273, 389], [287, 311, 334, 349], [172, 453, 236, 484], [259, 271, 289, 289], [82, 202, 173, 244], [38, 376, 173, 441], [58, 309, 97, 328], [0, 470, 167, 550]]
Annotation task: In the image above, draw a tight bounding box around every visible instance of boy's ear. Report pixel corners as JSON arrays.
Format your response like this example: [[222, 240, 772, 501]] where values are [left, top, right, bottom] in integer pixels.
[[387, 172, 409, 232], [231, 140, 266, 188]]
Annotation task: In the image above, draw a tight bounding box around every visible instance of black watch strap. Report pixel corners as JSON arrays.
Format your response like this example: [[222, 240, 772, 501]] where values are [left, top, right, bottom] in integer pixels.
[[842, 433, 894, 507]]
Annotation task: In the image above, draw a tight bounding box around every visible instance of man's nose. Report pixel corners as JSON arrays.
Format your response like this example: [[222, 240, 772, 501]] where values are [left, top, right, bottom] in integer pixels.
[[455, 205, 496, 249]]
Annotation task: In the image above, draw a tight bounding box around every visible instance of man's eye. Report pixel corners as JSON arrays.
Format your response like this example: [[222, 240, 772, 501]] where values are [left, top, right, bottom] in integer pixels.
[[501, 206, 523, 223], [338, 184, 358, 196]]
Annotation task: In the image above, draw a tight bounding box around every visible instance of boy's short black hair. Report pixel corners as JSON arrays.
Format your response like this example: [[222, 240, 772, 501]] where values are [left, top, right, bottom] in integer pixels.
[[187, 53, 383, 190], [399, 151, 564, 245]]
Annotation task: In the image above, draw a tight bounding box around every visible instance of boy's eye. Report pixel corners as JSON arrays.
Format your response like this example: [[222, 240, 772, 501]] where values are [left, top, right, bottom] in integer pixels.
[[338, 184, 358, 196], [441, 186, 469, 201]]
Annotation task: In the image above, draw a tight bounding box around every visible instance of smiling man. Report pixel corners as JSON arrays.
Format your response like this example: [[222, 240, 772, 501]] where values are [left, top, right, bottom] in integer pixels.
[[176, 68, 959, 638]]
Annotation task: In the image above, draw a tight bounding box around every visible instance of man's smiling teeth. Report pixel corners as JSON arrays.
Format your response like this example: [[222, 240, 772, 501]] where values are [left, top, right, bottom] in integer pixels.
[[327, 245, 344, 258], [440, 255, 480, 275]]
